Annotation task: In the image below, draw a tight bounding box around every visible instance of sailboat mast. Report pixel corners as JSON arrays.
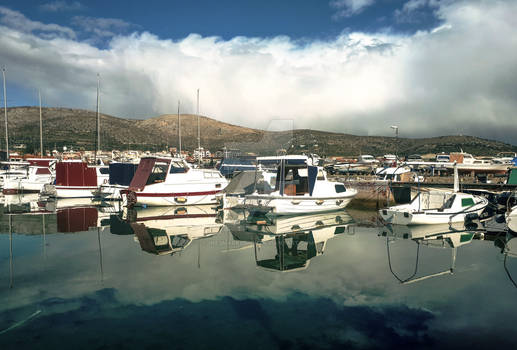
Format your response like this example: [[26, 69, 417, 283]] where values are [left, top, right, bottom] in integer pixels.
[[197, 88, 200, 166], [2, 68, 8, 161], [177, 100, 181, 156], [95, 73, 100, 162], [39, 90, 43, 156]]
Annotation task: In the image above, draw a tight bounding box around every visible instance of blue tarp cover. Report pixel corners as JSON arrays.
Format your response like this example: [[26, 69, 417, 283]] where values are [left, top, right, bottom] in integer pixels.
[[109, 163, 138, 186]]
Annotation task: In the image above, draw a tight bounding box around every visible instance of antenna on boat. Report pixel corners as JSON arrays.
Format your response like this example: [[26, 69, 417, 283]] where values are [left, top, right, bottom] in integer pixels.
[[2, 67, 9, 162], [197, 89, 201, 166], [177, 100, 181, 156], [38, 89, 43, 156], [95, 73, 100, 163], [453, 162, 459, 192]]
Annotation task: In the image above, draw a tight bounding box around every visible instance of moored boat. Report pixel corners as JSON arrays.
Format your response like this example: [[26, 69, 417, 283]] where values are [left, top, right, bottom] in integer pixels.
[[122, 156, 228, 207], [243, 157, 357, 215], [379, 190, 488, 225], [42, 160, 109, 198]]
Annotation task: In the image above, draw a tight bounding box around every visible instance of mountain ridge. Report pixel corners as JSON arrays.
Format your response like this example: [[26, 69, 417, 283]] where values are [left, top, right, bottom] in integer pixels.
[[1, 106, 516, 156]]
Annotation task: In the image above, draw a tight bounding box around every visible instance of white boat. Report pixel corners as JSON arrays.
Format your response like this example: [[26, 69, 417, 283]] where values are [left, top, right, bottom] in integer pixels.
[[243, 157, 357, 215], [379, 164, 488, 225], [42, 160, 109, 198], [2, 160, 55, 194], [379, 190, 488, 225], [375, 166, 423, 182], [122, 156, 228, 207]]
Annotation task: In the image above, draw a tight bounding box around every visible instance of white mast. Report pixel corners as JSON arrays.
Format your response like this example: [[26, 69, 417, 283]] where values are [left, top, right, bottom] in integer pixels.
[[96, 73, 100, 162], [177, 100, 181, 156], [2, 67, 8, 161], [39, 90, 43, 156], [197, 88, 201, 166]]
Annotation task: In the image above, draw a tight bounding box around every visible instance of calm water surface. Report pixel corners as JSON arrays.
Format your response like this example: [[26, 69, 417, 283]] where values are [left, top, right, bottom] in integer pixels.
[[0, 197, 516, 349]]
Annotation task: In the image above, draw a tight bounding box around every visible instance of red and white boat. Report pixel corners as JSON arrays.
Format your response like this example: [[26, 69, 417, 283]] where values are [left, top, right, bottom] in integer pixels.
[[122, 157, 228, 207], [42, 160, 109, 198]]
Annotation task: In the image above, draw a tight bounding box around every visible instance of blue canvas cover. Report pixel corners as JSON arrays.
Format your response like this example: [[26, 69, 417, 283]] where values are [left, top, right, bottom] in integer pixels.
[[308, 166, 318, 196], [109, 163, 138, 186]]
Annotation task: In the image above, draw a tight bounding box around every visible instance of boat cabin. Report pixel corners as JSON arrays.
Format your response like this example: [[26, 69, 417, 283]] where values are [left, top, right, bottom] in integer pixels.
[[56, 161, 108, 187], [274, 163, 325, 196], [129, 157, 189, 191]]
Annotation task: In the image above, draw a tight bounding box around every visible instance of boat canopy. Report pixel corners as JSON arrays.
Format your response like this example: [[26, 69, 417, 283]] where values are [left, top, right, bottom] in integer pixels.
[[129, 157, 170, 191], [56, 161, 97, 187], [109, 162, 138, 186]]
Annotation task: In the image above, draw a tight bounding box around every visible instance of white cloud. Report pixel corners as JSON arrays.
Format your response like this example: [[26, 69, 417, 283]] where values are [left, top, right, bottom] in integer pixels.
[[40, 1, 84, 12], [330, 0, 376, 19], [71, 16, 133, 38], [0, 0, 517, 143], [0, 6, 75, 39]]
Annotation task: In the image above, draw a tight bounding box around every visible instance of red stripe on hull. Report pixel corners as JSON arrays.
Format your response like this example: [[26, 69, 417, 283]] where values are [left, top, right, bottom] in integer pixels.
[[136, 213, 216, 222], [2, 189, 40, 195], [134, 190, 221, 198]]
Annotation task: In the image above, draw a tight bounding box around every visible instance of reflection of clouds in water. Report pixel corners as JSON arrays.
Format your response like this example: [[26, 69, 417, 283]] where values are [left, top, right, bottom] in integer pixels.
[[0, 289, 436, 349], [1, 225, 517, 339]]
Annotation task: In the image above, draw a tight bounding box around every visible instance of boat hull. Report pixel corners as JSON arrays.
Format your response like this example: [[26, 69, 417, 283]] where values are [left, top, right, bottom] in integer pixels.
[[55, 186, 99, 198], [123, 189, 222, 207], [379, 205, 487, 225], [244, 192, 356, 215]]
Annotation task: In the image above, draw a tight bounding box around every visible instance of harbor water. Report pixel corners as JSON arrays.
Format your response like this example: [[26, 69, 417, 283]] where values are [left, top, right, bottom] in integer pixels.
[[0, 197, 516, 349]]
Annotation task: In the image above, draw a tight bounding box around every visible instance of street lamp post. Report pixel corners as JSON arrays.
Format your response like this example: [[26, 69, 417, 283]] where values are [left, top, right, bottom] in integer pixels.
[[390, 125, 399, 162]]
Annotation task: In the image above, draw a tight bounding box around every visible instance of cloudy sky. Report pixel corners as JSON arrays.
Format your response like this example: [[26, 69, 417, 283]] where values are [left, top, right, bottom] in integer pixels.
[[0, 0, 516, 144]]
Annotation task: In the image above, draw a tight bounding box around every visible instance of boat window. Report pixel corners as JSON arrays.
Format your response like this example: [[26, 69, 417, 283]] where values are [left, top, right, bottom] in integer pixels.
[[169, 161, 188, 174], [461, 197, 475, 207], [441, 195, 456, 210], [146, 162, 169, 185], [99, 167, 109, 174], [335, 184, 347, 193]]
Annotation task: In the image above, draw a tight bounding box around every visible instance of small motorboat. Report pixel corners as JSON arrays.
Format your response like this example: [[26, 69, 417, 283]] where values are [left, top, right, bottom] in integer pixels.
[[379, 190, 488, 225], [122, 156, 228, 207], [379, 163, 488, 225], [243, 157, 357, 215], [41, 160, 109, 198]]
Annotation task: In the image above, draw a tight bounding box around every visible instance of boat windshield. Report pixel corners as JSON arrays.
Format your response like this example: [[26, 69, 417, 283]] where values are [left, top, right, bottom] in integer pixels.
[[146, 162, 169, 185], [169, 161, 188, 174]]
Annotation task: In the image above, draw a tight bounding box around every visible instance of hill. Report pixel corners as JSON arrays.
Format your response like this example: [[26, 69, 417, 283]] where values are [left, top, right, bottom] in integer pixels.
[[1, 106, 516, 157]]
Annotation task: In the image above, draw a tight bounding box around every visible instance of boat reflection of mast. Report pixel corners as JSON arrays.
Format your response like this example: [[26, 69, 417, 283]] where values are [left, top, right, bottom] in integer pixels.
[[386, 235, 457, 284], [98, 226, 104, 283], [9, 215, 13, 289]]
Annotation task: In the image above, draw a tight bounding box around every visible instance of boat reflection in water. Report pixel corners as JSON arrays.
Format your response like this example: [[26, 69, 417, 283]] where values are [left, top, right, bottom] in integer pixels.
[[379, 223, 481, 284], [226, 210, 354, 272], [122, 205, 223, 255]]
